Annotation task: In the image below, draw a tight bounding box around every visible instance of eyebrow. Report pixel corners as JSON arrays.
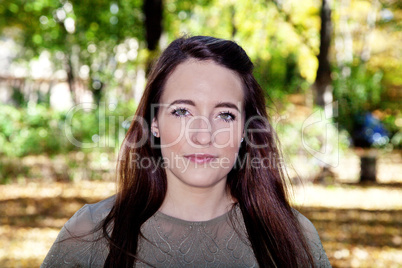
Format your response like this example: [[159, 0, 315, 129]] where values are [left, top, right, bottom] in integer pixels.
[[169, 99, 240, 112]]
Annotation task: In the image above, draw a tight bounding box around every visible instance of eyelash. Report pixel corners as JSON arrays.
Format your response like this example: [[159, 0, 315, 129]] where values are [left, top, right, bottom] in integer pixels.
[[170, 108, 236, 122]]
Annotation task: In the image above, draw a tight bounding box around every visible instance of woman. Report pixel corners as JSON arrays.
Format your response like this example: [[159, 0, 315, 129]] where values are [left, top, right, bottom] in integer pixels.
[[42, 36, 331, 267]]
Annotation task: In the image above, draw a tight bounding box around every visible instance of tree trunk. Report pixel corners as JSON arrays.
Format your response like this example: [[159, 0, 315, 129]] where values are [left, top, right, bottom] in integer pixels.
[[66, 54, 76, 105], [144, 0, 162, 51], [313, 0, 333, 110], [143, 0, 163, 76], [360, 155, 377, 183], [230, 5, 237, 38], [312, 0, 334, 184]]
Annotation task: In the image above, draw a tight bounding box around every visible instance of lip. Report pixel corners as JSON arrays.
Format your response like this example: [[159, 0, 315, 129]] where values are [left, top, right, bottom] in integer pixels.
[[184, 154, 218, 164]]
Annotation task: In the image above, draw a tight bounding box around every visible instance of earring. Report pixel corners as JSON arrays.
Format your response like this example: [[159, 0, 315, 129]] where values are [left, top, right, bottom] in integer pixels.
[[152, 131, 158, 137], [241, 137, 244, 143]]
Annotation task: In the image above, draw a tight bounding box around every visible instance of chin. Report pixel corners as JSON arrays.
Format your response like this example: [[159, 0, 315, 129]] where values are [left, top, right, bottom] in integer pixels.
[[183, 179, 226, 189], [172, 168, 228, 188]]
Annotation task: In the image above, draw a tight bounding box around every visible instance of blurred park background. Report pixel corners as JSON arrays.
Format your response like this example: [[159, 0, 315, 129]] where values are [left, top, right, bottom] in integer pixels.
[[0, 0, 401, 267]]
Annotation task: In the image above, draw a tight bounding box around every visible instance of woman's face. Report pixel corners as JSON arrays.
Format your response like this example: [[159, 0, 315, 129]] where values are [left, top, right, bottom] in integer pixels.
[[152, 59, 245, 190]]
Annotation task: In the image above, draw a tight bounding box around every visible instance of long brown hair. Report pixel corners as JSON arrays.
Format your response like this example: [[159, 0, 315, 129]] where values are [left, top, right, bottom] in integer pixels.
[[101, 36, 315, 267]]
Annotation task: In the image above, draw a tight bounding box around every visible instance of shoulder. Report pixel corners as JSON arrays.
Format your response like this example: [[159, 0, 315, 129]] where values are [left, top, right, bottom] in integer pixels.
[[293, 209, 320, 238], [85, 195, 116, 223], [64, 195, 116, 236], [293, 209, 332, 267], [41, 196, 115, 267]]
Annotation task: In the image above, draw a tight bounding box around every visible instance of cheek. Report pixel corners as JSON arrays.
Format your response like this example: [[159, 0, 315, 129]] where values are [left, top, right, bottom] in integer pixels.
[[158, 117, 187, 158], [219, 142, 241, 162], [212, 123, 243, 168], [159, 117, 186, 144], [212, 122, 243, 146]]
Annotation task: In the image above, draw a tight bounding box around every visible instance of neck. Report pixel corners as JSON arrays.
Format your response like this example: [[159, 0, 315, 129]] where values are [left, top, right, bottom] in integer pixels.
[[158, 172, 234, 221]]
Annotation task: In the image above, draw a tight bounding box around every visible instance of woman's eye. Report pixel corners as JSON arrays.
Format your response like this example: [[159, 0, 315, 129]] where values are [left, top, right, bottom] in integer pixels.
[[171, 108, 235, 122], [219, 112, 236, 122], [171, 108, 189, 117]]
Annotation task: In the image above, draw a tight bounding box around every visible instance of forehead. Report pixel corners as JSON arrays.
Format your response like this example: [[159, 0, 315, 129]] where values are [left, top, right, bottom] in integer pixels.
[[160, 59, 244, 106]]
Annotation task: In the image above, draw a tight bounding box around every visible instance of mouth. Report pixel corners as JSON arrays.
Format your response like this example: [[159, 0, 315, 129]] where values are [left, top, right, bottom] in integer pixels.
[[183, 154, 218, 164]]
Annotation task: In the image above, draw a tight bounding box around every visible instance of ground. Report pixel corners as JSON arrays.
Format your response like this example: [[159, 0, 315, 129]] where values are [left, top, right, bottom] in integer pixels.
[[1, 180, 401, 267]]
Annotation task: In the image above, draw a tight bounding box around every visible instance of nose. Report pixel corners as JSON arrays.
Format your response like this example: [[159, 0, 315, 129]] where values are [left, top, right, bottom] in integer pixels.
[[188, 116, 212, 146]]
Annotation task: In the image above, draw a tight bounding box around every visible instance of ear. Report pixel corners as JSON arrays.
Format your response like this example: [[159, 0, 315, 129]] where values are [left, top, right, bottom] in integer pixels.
[[151, 117, 160, 137]]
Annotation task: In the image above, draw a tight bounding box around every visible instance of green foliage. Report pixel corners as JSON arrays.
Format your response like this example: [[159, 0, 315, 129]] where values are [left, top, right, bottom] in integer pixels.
[[163, 0, 320, 101], [0, 158, 30, 184], [254, 51, 309, 100], [0, 101, 136, 158], [333, 64, 384, 133], [0, 0, 144, 53], [382, 114, 402, 148], [0, 104, 64, 157], [1, 0, 145, 103]]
